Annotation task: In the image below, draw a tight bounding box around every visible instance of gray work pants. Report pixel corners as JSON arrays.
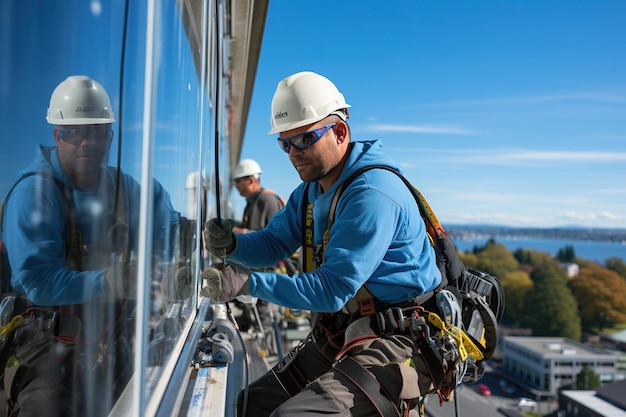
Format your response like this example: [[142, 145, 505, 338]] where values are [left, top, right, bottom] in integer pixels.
[[238, 327, 431, 417]]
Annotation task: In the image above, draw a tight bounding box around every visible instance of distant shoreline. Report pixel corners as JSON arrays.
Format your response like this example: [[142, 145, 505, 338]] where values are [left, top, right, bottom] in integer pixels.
[[447, 225, 626, 244]]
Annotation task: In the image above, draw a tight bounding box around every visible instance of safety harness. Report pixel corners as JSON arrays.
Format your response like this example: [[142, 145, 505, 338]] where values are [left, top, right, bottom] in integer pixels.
[[300, 165, 504, 416], [0, 170, 131, 411]]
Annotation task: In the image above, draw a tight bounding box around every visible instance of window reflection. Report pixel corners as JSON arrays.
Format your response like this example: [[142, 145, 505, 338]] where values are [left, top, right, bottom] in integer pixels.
[[0, 1, 215, 415]]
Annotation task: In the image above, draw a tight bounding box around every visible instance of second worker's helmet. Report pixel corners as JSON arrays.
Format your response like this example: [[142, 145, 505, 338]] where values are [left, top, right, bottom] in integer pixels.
[[46, 75, 115, 125], [233, 159, 262, 180], [268, 71, 350, 134]]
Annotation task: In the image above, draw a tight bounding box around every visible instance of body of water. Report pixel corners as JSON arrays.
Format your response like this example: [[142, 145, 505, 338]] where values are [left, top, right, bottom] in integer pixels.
[[453, 237, 626, 264]]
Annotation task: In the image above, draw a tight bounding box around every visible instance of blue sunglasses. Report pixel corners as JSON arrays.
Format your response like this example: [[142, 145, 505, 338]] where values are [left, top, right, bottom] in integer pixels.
[[277, 123, 336, 153]]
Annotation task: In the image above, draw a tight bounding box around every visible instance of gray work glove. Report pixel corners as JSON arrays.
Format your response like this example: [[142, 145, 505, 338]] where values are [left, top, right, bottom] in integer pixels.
[[108, 222, 129, 254], [105, 259, 137, 300], [199, 263, 250, 302], [203, 218, 236, 259], [161, 261, 193, 301]]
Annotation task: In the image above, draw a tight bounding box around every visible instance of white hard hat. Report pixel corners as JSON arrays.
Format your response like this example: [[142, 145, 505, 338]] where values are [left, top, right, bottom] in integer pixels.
[[268, 71, 351, 134], [233, 159, 262, 180], [46, 75, 115, 125]]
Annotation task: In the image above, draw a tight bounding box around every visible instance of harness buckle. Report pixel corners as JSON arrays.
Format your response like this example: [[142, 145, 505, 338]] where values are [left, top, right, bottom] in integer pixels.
[[358, 297, 375, 316]]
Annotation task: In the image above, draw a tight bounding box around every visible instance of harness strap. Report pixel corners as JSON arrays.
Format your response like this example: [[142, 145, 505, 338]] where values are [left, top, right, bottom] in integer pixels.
[[334, 357, 400, 417], [300, 165, 452, 315], [301, 183, 315, 273], [263, 188, 286, 207], [241, 188, 285, 229]]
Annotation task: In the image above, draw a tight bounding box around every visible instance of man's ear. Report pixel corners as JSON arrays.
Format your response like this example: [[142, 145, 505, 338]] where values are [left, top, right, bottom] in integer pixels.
[[53, 126, 62, 145], [334, 121, 349, 144]]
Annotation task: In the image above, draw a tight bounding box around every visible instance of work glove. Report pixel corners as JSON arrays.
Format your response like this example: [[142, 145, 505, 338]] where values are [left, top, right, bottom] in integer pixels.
[[161, 261, 193, 301], [199, 263, 250, 302], [108, 222, 129, 254], [105, 259, 138, 300], [203, 218, 236, 259], [177, 216, 196, 259]]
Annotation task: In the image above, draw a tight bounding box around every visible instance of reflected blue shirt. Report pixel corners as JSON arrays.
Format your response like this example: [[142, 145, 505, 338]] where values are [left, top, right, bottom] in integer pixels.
[[228, 140, 441, 312], [2, 145, 178, 306]]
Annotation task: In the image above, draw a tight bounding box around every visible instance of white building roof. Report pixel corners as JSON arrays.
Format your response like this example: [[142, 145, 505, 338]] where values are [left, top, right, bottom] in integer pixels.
[[561, 390, 626, 417]]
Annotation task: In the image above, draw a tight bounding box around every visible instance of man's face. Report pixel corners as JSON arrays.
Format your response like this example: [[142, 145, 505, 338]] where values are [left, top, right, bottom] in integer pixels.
[[280, 119, 342, 183], [233, 176, 253, 197], [54, 124, 112, 182]]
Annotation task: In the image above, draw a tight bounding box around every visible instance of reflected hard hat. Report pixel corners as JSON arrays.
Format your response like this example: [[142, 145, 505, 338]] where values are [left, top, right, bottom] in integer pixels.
[[46, 75, 115, 125], [233, 159, 262, 180], [268, 71, 351, 134]]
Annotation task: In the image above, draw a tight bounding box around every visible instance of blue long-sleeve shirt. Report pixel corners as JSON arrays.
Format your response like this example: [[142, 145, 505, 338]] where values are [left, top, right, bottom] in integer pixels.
[[227, 140, 441, 312], [2, 145, 179, 306]]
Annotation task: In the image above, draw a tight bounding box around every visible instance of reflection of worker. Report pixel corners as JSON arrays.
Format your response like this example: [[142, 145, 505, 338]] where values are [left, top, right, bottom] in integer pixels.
[[202, 71, 441, 416], [0, 75, 179, 417], [230, 158, 296, 332]]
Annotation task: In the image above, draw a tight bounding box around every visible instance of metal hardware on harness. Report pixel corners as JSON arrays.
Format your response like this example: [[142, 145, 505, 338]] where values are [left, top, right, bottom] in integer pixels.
[[436, 290, 462, 328], [427, 312, 483, 361], [463, 268, 493, 296], [359, 298, 375, 316], [410, 314, 436, 349], [374, 307, 405, 333]]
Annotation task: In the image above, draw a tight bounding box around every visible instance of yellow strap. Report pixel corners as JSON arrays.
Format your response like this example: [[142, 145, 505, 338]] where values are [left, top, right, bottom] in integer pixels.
[[412, 186, 446, 240], [427, 312, 484, 361], [0, 315, 23, 339], [304, 202, 315, 272]]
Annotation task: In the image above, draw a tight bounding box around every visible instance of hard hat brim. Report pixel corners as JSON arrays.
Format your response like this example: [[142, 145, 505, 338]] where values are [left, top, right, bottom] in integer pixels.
[[46, 117, 115, 125]]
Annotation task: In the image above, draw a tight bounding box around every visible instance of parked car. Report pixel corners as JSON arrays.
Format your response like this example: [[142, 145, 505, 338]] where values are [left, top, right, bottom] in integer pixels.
[[499, 380, 516, 394], [477, 384, 492, 396], [517, 397, 537, 410]]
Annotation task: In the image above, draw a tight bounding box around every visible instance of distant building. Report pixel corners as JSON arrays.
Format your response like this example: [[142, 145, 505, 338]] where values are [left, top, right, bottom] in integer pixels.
[[600, 329, 626, 352], [560, 262, 580, 277], [559, 380, 626, 417], [501, 337, 618, 397]]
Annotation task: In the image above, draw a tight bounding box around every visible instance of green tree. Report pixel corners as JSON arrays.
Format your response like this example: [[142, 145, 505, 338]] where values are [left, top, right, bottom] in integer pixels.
[[556, 245, 576, 262], [458, 251, 478, 270], [524, 262, 582, 341], [569, 266, 626, 332], [514, 249, 554, 274], [474, 241, 519, 279], [574, 365, 600, 390], [500, 270, 533, 324], [605, 257, 626, 279]]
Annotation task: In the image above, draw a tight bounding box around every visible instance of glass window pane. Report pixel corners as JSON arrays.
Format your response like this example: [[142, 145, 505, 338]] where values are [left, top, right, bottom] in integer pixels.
[[0, 1, 212, 415]]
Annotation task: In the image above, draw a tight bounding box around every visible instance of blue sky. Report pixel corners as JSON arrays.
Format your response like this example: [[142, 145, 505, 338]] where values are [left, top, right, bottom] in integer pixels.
[[234, 0, 626, 229]]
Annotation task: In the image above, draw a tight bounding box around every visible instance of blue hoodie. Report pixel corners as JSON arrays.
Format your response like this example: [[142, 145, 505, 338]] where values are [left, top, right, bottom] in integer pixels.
[[2, 145, 178, 306], [228, 140, 442, 312]]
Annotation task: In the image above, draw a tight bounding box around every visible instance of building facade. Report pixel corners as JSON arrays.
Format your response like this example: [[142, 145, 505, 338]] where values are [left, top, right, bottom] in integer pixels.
[[501, 337, 618, 397]]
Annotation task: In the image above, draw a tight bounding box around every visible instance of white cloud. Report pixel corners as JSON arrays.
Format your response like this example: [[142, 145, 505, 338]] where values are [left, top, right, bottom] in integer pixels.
[[394, 148, 626, 167], [364, 124, 479, 135], [557, 211, 626, 222], [415, 92, 626, 108]]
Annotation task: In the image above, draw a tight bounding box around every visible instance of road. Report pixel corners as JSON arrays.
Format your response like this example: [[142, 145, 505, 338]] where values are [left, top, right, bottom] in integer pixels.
[[424, 368, 528, 417]]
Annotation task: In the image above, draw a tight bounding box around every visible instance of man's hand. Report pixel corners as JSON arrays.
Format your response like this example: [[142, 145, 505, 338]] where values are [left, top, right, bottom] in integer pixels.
[[203, 218, 236, 259], [200, 263, 250, 302], [105, 260, 137, 300]]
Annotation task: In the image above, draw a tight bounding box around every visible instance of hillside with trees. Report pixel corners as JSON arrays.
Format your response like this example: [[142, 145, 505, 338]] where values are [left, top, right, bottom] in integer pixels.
[[458, 239, 626, 341]]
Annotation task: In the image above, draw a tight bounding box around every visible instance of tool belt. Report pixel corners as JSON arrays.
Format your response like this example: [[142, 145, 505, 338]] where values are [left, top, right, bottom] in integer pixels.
[[17, 308, 82, 342], [0, 307, 82, 387]]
